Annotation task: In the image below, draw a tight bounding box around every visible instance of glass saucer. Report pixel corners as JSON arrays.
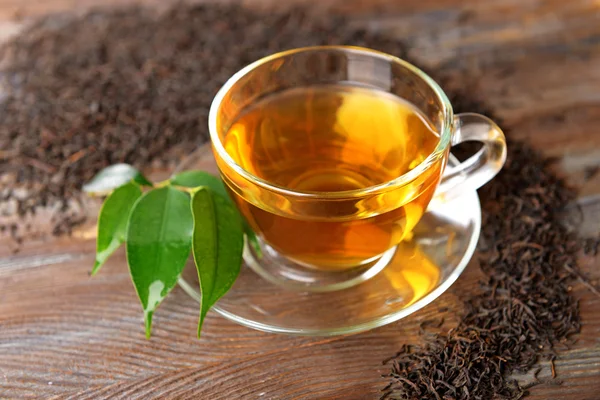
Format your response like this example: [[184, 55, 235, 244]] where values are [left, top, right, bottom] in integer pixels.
[[177, 151, 481, 336]]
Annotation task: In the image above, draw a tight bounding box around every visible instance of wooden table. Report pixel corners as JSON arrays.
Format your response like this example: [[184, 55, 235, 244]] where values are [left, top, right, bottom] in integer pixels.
[[1, 0, 600, 398]]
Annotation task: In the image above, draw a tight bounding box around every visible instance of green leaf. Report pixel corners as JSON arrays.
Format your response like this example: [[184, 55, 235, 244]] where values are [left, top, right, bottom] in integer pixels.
[[83, 163, 152, 194], [172, 170, 262, 258], [191, 188, 244, 337], [126, 186, 193, 338], [92, 182, 142, 276], [246, 229, 262, 259]]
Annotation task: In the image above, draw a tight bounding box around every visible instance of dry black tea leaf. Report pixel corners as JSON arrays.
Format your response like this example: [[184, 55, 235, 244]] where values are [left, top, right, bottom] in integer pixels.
[[0, 5, 407, 239], [381, 93, 585, 399]]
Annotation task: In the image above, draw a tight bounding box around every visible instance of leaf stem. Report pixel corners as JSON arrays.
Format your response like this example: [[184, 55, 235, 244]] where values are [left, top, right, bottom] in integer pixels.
[[171, 185, 200, 194], [153, 178, 201, 194], [153, 179, 172, 189]]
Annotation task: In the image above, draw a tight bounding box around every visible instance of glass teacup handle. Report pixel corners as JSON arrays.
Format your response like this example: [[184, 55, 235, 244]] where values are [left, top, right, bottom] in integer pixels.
[[435, 113, 507, 201]]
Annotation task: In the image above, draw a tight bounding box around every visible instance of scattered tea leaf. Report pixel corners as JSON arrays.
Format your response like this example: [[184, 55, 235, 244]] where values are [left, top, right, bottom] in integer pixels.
[[173, 170, 262, 257], [381, 100, 583, 399], [126, 186, 193, 338], [191, 188, 243, 336], [83, 164, 152, 195], [1, 4, 414, 241], [92, 182, 142, 275]]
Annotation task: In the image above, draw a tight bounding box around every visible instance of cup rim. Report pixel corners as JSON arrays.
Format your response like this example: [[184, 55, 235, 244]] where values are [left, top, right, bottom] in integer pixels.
[[208, 45, 453, 199]]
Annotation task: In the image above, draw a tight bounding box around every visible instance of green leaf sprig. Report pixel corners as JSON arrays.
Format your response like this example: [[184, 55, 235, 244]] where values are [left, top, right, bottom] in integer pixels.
[[85, 165, 260, 338]]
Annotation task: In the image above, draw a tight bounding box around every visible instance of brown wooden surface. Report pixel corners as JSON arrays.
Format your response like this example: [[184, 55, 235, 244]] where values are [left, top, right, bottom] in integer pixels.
[[1, 0, 600, 399]]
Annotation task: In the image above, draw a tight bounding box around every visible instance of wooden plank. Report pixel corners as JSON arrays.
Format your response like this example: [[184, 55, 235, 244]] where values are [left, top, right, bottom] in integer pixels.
[[0, 227, 474, 397], [1, 146, 599, 399], [50, 346, 600, 400]]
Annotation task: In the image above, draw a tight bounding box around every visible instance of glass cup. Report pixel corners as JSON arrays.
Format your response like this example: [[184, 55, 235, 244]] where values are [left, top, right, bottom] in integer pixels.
[[209, 46, 506, 291]]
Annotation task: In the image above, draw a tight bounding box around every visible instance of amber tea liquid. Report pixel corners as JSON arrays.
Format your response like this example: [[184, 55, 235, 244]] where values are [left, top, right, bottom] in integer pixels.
[[221, 84, 444, 270]]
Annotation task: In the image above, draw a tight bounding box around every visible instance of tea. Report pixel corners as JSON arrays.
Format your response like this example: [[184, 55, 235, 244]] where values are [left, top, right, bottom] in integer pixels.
[[221, 84, 444, 269]]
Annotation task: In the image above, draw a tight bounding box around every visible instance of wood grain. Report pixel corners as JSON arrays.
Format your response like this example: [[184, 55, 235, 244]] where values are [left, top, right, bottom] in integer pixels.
[[1, 0, 600, 399]]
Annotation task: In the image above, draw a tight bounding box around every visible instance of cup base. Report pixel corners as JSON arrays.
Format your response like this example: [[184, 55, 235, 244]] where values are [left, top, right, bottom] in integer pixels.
[[244, 238, 396, 293]]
